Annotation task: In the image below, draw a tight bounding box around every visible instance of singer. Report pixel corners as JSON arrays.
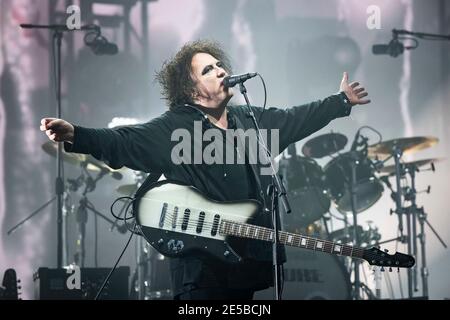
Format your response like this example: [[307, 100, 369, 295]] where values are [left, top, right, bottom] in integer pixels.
[[39, 39, 370, 300]]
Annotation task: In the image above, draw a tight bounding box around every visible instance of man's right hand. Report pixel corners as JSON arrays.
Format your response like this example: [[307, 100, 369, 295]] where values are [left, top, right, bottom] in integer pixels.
[[40, 118, 74, 143]]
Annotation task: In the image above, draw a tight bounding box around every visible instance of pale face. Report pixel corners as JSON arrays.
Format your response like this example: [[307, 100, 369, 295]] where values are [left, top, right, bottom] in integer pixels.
[[190, 52, 233, 109]]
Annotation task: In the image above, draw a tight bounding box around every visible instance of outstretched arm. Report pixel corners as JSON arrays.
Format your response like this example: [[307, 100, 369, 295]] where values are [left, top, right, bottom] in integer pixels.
[[39, 116, 173, 173], [254, 71, 371, 151]]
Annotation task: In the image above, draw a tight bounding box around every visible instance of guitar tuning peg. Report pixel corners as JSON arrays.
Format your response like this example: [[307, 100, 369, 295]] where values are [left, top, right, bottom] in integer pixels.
[[17, 279, 21, 283]]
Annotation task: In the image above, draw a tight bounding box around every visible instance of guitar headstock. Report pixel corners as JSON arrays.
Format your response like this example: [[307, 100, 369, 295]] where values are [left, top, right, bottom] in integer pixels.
[[363, 247, 415, 269], [1, 269, 20, 300]]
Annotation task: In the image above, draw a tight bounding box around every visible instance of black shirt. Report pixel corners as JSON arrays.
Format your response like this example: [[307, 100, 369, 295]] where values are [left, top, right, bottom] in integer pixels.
[[65, 94, 352, 295]]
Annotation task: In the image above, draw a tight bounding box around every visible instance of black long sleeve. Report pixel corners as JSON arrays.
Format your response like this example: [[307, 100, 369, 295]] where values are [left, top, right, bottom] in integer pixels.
[[65, 114, 175, 173], [252, 93, 351, 151]]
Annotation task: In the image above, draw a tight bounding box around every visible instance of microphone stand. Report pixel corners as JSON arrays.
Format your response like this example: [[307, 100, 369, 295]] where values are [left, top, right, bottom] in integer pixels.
[[19, 23, 99, 268], [238, 82, 291, 300], [348, 132, 363, 300]]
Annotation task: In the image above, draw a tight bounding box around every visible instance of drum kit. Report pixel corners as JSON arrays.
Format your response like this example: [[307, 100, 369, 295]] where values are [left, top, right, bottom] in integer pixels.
[[274, 130, 446, 300], [11, 125, 444, 300]]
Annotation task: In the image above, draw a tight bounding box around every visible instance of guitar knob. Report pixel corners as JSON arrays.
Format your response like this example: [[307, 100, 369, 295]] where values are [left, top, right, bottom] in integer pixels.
[[384, 249, 389, 253], [389, 267, 393, 272], [380, 267, 385, 272], [397, 267, 400, 273], [224, 250, 230, 257]]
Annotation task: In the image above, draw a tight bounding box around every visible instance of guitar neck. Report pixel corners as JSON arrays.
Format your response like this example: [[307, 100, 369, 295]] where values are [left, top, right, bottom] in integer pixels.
[[219, 220, 364, 259]]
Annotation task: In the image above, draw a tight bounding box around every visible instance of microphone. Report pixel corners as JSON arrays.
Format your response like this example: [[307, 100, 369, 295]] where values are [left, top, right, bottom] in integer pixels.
[[223, 72, 257, 88], [87, 36, 118, 55], [372, 39, 404, 57], [350, 130, 361, 151], [84, 30, 118, 55], [117, 223, 129, 234], [110, 171, 123, 180]]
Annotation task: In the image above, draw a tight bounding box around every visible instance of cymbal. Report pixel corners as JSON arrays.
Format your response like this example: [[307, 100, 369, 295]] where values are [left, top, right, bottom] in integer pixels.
[[368, 136, 438, 158], [379, 158, 445, 175], [42, 141, 99, 171], [116, 184, 138, 195], [302, 133, 347, 158], [42, 141, 120, 178]]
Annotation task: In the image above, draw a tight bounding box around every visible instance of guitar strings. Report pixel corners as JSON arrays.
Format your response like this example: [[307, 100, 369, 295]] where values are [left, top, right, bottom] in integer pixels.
[[143, 207, 408, 265], [148, 208, 370, 258]]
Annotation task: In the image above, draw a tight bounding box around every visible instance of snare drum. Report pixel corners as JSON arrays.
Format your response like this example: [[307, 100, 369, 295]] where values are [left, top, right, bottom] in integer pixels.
[[324, 152, 383, 213]]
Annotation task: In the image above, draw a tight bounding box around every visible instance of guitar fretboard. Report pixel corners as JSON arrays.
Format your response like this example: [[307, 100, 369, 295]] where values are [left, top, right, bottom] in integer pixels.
[[219, 219, 364, 259]]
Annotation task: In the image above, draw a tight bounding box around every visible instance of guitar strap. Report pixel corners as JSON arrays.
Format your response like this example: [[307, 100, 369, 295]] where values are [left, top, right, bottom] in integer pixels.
[[134, 172, 162, 200]]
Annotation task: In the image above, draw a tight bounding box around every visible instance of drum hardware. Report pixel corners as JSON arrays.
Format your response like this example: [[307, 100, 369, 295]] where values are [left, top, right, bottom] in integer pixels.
[[8, 142, 123, 268], [71, 166, 125, 267], [112, 175, 145, 300], [329, 223, 381, 247], [341, 127, 377, 300], [375, 137, 447, 299], [377, 158, 445, 176]]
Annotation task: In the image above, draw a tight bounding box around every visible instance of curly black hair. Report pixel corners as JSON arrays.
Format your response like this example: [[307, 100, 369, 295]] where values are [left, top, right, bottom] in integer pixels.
[[155, 39, 232, 110]]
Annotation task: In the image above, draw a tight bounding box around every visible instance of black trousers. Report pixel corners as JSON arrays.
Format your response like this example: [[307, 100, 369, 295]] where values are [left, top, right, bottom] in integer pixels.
[[175, 287, 255, 300]]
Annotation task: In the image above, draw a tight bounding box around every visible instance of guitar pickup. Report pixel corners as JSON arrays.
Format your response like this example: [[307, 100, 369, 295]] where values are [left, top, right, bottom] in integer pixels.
[[159, 203, 168, 228], [211, 214, 220, 236], [181, 209, 190, 231], [196, 211, 206, 234]]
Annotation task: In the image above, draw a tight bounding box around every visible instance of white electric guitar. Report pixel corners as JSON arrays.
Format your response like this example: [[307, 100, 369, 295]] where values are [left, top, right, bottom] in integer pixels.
[[135, 181, 415, 269]]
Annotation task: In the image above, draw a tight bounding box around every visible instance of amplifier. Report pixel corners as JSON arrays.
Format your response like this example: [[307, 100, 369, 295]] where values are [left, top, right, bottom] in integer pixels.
[[33, 266, 130, 300]]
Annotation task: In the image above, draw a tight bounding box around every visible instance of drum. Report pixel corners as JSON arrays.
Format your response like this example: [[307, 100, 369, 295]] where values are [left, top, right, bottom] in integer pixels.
[[280, 156, 330, 228], [254, 248, 351, 300], [330, 224, 382, 246], [324, 152, 383, 213]]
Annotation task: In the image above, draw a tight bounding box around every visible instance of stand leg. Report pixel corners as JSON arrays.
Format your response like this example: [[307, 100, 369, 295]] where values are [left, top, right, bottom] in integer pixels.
[[418, 209, 429, 297], [7, 197, 56, 235], [350, 153, 361, 300], [406, 208, 413, 298], [75, 197, 88, 267], [412, 207, 419, 292], [137, 237, 146, 300]]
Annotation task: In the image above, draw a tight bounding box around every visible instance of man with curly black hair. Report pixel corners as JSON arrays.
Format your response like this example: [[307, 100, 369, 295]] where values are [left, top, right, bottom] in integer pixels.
[[40, 39, 370, 300]]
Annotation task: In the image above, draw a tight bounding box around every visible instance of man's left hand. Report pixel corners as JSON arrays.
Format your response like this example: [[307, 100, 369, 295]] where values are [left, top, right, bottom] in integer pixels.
[[340, 72, 371, 106]]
